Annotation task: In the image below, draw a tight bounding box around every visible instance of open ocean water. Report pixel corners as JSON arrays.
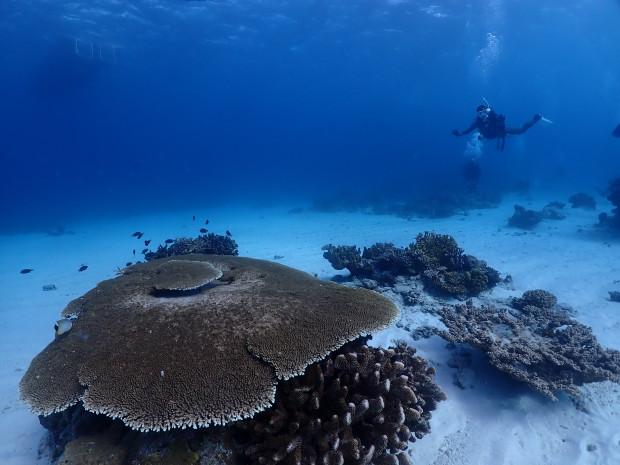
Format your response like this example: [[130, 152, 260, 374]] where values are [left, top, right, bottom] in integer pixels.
[[3, 3, 620, 464], [1, 0, 620, 233]]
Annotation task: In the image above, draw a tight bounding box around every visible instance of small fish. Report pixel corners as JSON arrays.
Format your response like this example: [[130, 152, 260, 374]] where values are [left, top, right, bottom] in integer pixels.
[[133, 249, 136, 256], [613, 124, 620, 138], [200, 228, 207, 233], [144, 239, 151, 246], [193, 215, 196, 221], [126, 262, 132, 266], [78, 265, 88, 272], [226, 230, 232, 237], [141, 248, 149, 254], [131, 231, 142, 238], [165, 239, 175, 244], [20, 268, 34, 274], [137, 233, 144, 239], [205, 219, 209, 225], [55, 318, 73, 336]]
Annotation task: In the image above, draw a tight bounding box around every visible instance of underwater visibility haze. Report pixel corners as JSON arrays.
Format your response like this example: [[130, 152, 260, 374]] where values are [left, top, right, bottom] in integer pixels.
[[1, 0, 620, 231]]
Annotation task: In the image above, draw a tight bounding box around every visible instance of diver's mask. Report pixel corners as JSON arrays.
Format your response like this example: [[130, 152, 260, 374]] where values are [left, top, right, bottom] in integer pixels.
[[477, 107, 491, 120]]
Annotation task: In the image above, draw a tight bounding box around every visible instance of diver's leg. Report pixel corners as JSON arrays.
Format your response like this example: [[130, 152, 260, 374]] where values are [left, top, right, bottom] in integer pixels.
[[505, 115, 541, 135]]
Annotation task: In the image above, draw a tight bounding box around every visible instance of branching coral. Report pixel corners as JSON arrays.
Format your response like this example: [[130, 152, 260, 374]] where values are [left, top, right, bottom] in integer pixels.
[[408, 232, 464, 271], [234, 338, 446, 465], [323, 232, 500, 297], [437, 299, 620, 400], [145, 233, 238, 260], [512, 289, 557, 311]]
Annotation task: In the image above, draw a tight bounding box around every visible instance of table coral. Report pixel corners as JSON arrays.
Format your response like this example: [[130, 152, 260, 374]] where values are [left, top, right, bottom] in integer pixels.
[[20, 255, 399, 432]]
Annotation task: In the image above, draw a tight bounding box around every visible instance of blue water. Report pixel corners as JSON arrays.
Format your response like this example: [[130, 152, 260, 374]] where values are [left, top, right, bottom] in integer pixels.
[[1, 0, 620, 232]]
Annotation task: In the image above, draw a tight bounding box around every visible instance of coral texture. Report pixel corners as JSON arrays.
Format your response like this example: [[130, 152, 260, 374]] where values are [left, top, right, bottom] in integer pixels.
[[148, 260, 223, 291], [144, 233, 238, 260], [511, 289, 557, 311], [323, 232, 500, 297], [437, 299, 620, 400], [235, 338, 446, 465], [20, 255, 399, 432]]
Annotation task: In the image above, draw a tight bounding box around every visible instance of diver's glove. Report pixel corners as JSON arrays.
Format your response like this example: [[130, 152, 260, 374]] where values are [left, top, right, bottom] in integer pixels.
[[533, 114, 542, 122], [452, 129, 460, 136]]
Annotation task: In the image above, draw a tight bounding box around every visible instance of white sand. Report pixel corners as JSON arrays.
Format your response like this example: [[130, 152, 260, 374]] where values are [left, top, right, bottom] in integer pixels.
[[1, 194, 620, 464]]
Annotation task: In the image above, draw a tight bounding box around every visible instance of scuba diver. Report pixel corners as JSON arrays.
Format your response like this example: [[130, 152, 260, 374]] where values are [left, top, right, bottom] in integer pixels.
[[452, 100, 543, 151]]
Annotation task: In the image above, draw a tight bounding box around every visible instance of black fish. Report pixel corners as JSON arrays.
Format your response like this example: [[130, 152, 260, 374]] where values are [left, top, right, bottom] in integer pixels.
[[126, 262, 132, 267], [226, 230, 232, 236], [141, 248, 149, 254], [20, 268, 34, 274], [613, 124, 620, 138], [78, 265, 88, 272], [131, 231, 142, 238], [205, 219, 209, 225], [133, 249, 136, 256], [200, 228, 207, 233], [165, 239, 175, 244], [193, 215, 196, 221], [144, 239, 151, 246], [137, 233, 144, 239]]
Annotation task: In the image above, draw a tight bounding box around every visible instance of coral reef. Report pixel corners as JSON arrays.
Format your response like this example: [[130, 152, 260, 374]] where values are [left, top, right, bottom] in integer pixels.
[[508, 205, 544, 229], [40, 404, 234, 465], [144, 233, 238, 260], [234, 338, 446, 465], [20, 255, 399, 432], [568, 192, 596, 210], [437, 298, 620, 400], [598, 178, 620, 230], [323, 232, 500, 297]]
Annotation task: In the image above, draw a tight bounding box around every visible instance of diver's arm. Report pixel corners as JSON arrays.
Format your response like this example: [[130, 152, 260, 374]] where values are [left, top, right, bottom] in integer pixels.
[[505, 114, 542, 135], [453, 119, 478, 136]]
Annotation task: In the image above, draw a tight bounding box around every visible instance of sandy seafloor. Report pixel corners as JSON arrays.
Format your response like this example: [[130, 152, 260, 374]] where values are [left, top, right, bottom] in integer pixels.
[[1, 192, 620, 465]]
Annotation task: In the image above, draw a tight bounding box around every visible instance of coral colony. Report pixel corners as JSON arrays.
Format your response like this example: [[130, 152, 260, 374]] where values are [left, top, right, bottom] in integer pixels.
[[19, 231, 620, 463]]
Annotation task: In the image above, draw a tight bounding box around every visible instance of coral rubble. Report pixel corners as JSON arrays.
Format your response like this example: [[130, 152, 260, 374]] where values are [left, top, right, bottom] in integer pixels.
[[437, 298, 620, 400], [234, 338, 446, 465]]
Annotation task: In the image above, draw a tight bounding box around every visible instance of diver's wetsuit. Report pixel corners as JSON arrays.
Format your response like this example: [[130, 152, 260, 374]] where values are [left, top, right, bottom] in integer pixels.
[[457, 113, 539, 138], [454, 111, 541, 151]]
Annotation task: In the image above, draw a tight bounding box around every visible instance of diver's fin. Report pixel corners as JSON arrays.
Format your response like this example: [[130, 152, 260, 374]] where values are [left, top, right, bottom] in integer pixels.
[[539, 116, 553, 126]]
